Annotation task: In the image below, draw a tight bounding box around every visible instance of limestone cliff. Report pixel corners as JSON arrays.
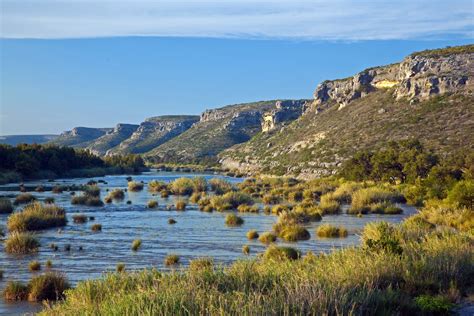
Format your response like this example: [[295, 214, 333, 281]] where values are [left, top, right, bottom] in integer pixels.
[[85, 123, 139, 156]]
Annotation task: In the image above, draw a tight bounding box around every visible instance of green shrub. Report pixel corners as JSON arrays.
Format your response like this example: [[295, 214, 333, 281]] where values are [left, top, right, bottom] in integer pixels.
[[316, 224, 348, 238], [160, 190, 170, 198], [263, 245, 301, 260], [225, 214, 244, 227], [258, 232, 277, 244], [190, 192, 204, 203], [28, 272, 70, 302], [14, 193, 36, 205], [262, 193, 280, 204], [271, 204, 290, 214], [0, 198, 13, 214], [147, 200, 158, 209], [72, 214, 88, 224], [170, 178, 194, 195], [211, 192, 253, 211], [246, 230, 259, 239], [128, 181, 144, 192], [29, 260, 41, 271], [164, 254, 180, 266], [131, 239, 142, 251], [414, 295, 455, 313], [446, 180, 474, 209], [8, 202, 66, 232], [5, 232, 40, 254], [361, 222, 402, 254], [369, 202, 403, 214], [3, 281, 28, 301]]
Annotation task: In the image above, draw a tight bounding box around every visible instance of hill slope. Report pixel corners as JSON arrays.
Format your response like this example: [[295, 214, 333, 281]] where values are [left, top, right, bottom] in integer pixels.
[[0, 134, 58, 146], [220, 45, 474, 177], [50, 127, 112, 148]]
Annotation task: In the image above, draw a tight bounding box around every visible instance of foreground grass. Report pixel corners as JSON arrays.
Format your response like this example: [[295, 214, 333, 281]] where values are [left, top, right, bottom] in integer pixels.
[[42, 220, 473, 315]]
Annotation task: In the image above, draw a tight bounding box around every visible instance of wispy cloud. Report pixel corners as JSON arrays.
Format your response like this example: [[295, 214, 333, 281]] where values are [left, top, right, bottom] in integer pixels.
[[1, 0, 473, 40]]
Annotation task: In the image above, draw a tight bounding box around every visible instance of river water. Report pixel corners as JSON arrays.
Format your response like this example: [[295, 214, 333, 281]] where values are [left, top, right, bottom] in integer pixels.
[[0, 170, 417, 315]]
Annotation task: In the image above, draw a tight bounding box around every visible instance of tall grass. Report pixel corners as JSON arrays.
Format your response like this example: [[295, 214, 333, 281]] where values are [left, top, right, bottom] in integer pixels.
[[7, 202, 66, 232], [127, 181, 144, 192], [349, 187, 405, 214], [5, 232, 40, 254]]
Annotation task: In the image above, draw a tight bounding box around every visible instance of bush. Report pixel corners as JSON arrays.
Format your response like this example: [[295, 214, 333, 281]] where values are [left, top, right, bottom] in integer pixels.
[[318, 193, 341, 214], [170, 178, 194, 195], [14, 193, 36, 205], [225, 214, 244, 227], [72, 214, 88, 224], [278, 225, 311, 242], [211, 192, 253, 211], [263, 245, 301, 260], [316, 224, 348, 238], [0, 198, 13, 214], [107, 189, 125, 201], [131, 239, 142, 251], [446, 180, 474, 209], [7, 202, 66, 232], [349, 187, 405, 214], [29, 260, 41, 271], [91, 223, 102, 232], [3, 281, 28, 301], [258, 232, 277, 244], [271, 204, 290, 215], [164, 254, 180, 266], [209, 178, 233, 195], [148, 180, 168, 192], [5, 232, 40, 254], [361, 222, 402, 254], [414, 295, 455, 313], [246, 230, 259, 239], [175, 200, 187, 211], [128, 181, 144, 192], [52, 186, 64, 193], [147, 200, 158, 209], [192, 177, 208, 192], [28, 272, 70, 302], [262, 193, 280, 205]]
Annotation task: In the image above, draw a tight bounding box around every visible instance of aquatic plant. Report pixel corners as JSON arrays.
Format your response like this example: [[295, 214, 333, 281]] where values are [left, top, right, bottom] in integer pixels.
[[263, 245, 301, 260], [46, 260, 53, 269], [246, 230, 259, 240], [164, 254, 180, 266], [13, 193, 36, 205], [168, 218, 177, 225], [148, 180, 168, 193], [5, 232, 40, 254], [225, 214, 244, 227], [29, 260, 41, 272], [175, 199, 187, 211], [131, 239, 142, 251], [277, 224, 311, 242], [116, 263, 125, 272], [170, 178, 194, 195], [316, 224, 348, 238], [91, 224, 102, 232], [258, 232, 277, 244], [128, 181, 144, 192], [107, 189, 125, 200], [147, 200, 158, 209], [72, 214, 88, 224], [28, 272, 70, 302], [209, 178, 233, 195], [0, 198, 13, 214], [3, 281, 28, 301], [318, 193, 341, 214], [7, 202, 66, 232], [349, 187, 405, 214], [242, 245, 250, 255]]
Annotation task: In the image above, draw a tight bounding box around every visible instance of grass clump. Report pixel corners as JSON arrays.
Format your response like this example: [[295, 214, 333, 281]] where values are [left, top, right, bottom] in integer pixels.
[[71, 195, 104, 207], [131, 239, 142, 251], [211, 192, 253, 212], [349, 187, 405, 214], [369, 202, 403, 214], [116, 263, 125, 272], [237, 204, 259, 213], [316, 224, 348, 238], [107, 189, 125, 201], [318, 193, 341, 214], [414, 295, 455, 314], [168, 218, 177, 224], [170, 178, 194, 195], [164, 254, 180, 266], [246, 230, 259, 240], [28, 272, 70, 302], [258, 232, 277, 244], [5, 232, 40, 254], [175, 199, 187, 211], [225, 214, 244, 227], [209, 178, 233, 195], [128, 181, 144, 192], [278, 224, 311, 242], [7, 202, 66, 232], [14, 193, 36, 205], [263, 245, 301, 260], [46, 260, 53, 268], [3, 281, 28, 301], [148, 180, 168, 192], [147, 200, 158, 209], [242, 245, 250, 255], [91, 223, 102, 232], [72, 214, 88, 224], [29, 260, 41, 271], [189, 257, 214, 272], [0, 198, 13, 214]]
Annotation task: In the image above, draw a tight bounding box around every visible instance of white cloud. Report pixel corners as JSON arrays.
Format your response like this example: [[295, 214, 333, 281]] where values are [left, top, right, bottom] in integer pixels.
[[1, 0, 473, 40]]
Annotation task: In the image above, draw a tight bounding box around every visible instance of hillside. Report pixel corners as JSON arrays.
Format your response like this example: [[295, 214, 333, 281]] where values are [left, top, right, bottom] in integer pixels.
[[85, 123, 139, 156], [220, 45, 474, 177], [145, 100, 309, 164], [0, 134, 58, 145], [107, 115, 199, 155], [50, 127, 112, 148]]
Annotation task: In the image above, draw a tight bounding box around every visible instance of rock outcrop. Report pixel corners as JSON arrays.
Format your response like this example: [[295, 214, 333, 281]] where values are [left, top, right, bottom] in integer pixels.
[[312, 46, 473, 111], [51, 127, 112, 147], [85, 123, 139, 156], [107, 116, 199, 155], [262, 100, 308, 132]]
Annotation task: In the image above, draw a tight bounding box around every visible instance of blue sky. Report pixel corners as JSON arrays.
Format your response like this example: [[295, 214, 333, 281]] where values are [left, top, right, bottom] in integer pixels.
[[0, 0, 473, 135]]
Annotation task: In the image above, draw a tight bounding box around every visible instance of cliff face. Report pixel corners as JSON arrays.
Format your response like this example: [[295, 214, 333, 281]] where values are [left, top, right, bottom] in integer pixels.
[[107, 116, 199, 155], [312, 48, 473, 111], [51, 127, 112, 147], [85, 123, 139, 156], [220, 45, 474, 178], [262, 100, 309, 132]]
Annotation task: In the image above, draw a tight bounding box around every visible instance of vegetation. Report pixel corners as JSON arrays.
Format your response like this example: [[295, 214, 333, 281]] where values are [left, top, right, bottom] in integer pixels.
[[7, 202, 66, 232], [28, 272, 70, 302], [106, 188, 125, 201], [0, 198, 13, 214], [277, 224, 311, 242], [14, 193, 36, 205], [164, 254, 180, 266], [5, 232, 40, 254], [263, 245, 301, 260], [148, 180, 168, 193], [72, 214, 88, 224], [168, 218, 177, 225], [170, 177, 194, 195], [147, 200, 158, 209], [3, 281, 28, 301], [258, 232, 277, 244], [246, 230, 259, 240], [91, 224, 102, 232], [127, 181, 144, 192], [349, 187, 404, 214], [225, 214, 244, 227], [316, 224, 348, 238], [116, 263, 125, 273], [29, 260, 41, 272], [131, 239, 142, 251], [242, 245, 250, 255], [175, 199, 187, 211]]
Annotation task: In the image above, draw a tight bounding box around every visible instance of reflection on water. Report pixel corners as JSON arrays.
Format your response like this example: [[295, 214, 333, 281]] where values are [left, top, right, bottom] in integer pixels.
[[0, 171, 417, 315]]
